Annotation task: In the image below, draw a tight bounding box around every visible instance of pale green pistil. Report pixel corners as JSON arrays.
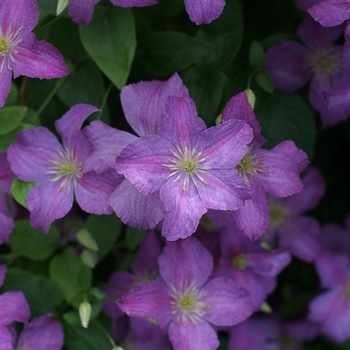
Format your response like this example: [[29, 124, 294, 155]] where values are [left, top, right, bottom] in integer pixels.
[[162, 143, 211, 191], [169, 281, 210, 325], [46, 148, 83, 192], [0, 36, 9, 55], [232, 254, 248, 270], [235, 146, 266, 182], [268, 203, 288, 231]]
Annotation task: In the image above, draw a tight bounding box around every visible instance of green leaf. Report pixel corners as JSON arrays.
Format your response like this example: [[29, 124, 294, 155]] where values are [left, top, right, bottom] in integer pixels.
[[9, 219, 60, 260], [86, 215, 121, 261], [126, 227, 147, 250], [0, 106, 27, 135], [181, 66, 228, 125], [255, 91, 316, 160], [255, 70, 274, 94], [140, 31, 213, 77], [77, 229, 98, 252], [57, 61, 109, 123], [63, 322, 112, 350], [80, 6, 136, 90], [37, 0, 57, 14], [1, 268, 63, 317], [11, 178, 36, 209], [81, 250, 99, 269], [196, 0, 243, 68], [0, 123, 36, 152], [249, 40, 265, 68], [49, 248, 92, 306], [4, 83, 19, 107]]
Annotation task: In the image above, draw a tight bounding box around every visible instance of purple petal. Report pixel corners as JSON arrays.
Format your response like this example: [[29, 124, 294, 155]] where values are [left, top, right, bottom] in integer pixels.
[[75, 171, 116, 214], [159, 95, 206, 148], [55, 104, 99, 159], [110, 0, 158, 7], [0, 153, 15, 194], [315, 251, 349, 288], [0, 0, 38, 35], [82, 121, 137, 173], [168, 319, 219, 350], [0, 63, 12, 108], [202, 277, 253, 326], [160, 179, 207, 241], [297, 15, 343, 49], [121, 73, 188, 137], [16, 315, 63, 350], [0, 291, 30, 325], [115, 135, 171, 195], [117, 278, 173, 329], [0, 198, 14, 245], [13, 32, 68, 79], [197, 119, 253, 168], [221, 92, 266, 149], [159, 237, 213, 290], [278, 216, 322, 262], [308, 288, 350, 342], [264, 41, 311, 92], [131, 231, 162, 276], [0, 325, 12, 350], [26, 180, 74, 233], [68, 0, 100, 26], [184, 0, 225, 25], [197, 169, 251, 211], [321, 223, 350, 255], [0, 265, 6, 287], [206, 209, 237, 229], [7, 127, 62, 182], [233, 180, 269, 241], [285, 167, 325, 214], [109, 179, 165, 230], [307, 0, 350, 27]]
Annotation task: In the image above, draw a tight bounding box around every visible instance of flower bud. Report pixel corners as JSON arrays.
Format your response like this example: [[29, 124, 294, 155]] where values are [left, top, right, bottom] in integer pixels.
[[79, 301, 92, 328], [245, 89, 256, 110]]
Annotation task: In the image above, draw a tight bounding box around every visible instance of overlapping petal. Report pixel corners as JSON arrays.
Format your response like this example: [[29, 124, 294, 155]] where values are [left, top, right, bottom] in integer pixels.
[[184, 0, 225, 25]]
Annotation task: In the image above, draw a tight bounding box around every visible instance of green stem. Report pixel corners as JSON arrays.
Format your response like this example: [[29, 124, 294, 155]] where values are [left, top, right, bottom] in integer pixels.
[[32, 77, 67, 122], [96, 83, 113, 121], [92, 320, 117, 347], [34, 12, 66, 33]]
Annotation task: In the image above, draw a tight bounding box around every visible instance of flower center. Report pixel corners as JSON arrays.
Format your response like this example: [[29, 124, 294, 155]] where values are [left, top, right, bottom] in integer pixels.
[[169, 281, 210, 325], [305, 47, 343, 84], [162, 143, 211, 191], [231, 254, 248, 269], [235, 146, 266, 182], [0, 23, 24, 73], [46, 148, 83, 192], [268, 201, 289, 231]]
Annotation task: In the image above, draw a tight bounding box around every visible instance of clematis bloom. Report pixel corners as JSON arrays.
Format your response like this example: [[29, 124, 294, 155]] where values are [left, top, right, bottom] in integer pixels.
[[0, 0, 69, 107]]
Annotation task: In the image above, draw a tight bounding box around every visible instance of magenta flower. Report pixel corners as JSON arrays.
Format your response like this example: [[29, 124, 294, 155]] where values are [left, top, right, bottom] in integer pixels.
[[7, 104, 118, 233], [118, 237, 254, 350], [115, 94, 253, 240], [0, 0, 69, 107], [68, 0, 224, 25]]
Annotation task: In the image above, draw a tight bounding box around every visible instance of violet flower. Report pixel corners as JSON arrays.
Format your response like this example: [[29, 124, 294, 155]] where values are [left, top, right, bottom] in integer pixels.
[[115, 94, 253, 241], [0, 0, 69, 107], [308, 220, 350, 342], [265, 16, 350, 127], [266, 167, 324, 262], [0, 152, 15, 243], [68, 0, 224, 26], [7, 104, 118, 233], [209, 92, 308, 240], [118, 237, 254, 350], [83, 73, 188, 230]]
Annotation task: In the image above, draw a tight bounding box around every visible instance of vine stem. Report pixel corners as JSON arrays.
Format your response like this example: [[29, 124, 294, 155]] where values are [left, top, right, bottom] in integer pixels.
[[97, 82, 113, 121]]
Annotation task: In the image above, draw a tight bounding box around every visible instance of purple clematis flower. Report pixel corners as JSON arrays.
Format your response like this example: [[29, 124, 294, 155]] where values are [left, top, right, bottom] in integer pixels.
[[209, 92, 308, 240], [7, 104, 118, 233], [68, 0, 224, 26], [117, 237, 254, 350], [264, 16, 350, 127], [265, 167, 325, 262], [115, 93, 253, 241], [0, 0, 69, 107], [83, 73, 188, 230]]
